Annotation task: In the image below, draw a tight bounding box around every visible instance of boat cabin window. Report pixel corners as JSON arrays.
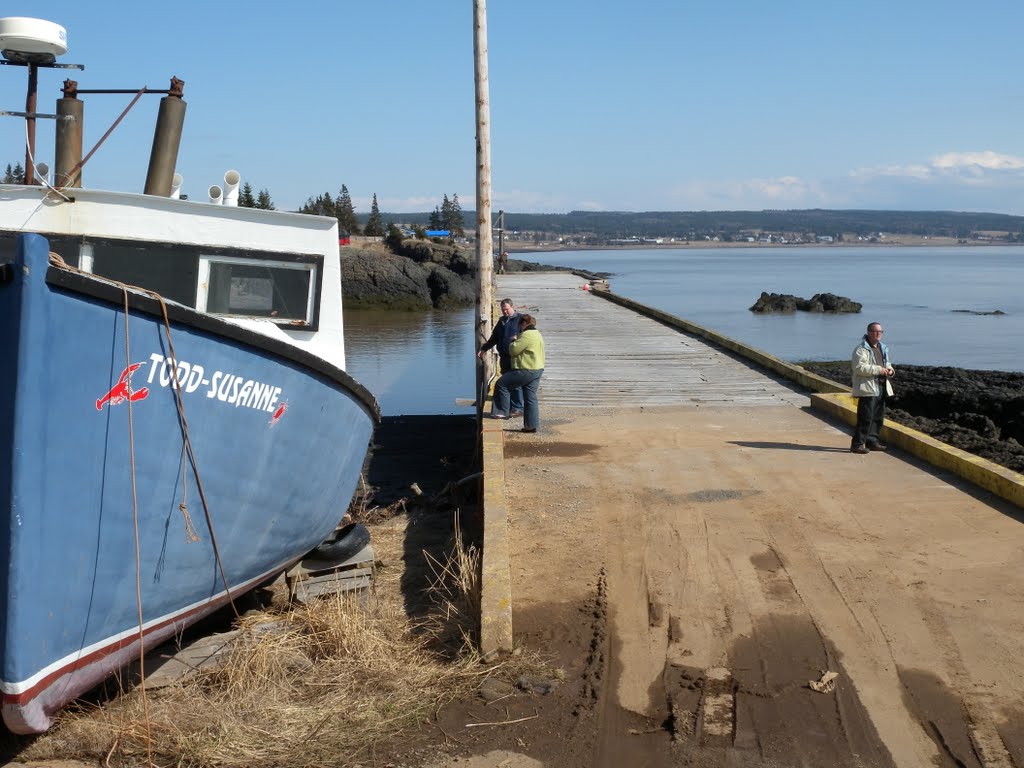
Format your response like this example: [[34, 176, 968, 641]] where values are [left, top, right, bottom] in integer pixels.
[[197, 256, 318, 328], [1, 232, 322, 330], [88, 241, 198, 307], [0, 233, 87, 269]]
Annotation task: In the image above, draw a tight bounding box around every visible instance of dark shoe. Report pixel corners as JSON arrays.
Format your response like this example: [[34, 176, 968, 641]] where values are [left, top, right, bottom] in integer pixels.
[[521, 427, 537, 433], [510, 410, 524, 418], [850, 445, 870, 454], [867, 442, 888, 451]]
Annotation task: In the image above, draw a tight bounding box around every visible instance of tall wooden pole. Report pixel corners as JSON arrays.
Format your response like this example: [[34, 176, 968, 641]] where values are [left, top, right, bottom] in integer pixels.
[[473, 0, 494, 410]]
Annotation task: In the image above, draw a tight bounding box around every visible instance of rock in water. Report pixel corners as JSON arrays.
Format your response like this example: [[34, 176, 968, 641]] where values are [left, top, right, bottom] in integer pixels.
[[750, 291, 861, 313], [750, 292, 799, 313]]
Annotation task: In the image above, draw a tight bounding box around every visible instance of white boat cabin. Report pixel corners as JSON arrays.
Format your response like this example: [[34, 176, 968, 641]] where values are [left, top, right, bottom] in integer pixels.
[[0, 185, 347, 370]]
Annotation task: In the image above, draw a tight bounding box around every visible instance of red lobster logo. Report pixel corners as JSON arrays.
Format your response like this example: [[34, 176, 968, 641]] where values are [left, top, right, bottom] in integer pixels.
[[96, 363, 150, 411]]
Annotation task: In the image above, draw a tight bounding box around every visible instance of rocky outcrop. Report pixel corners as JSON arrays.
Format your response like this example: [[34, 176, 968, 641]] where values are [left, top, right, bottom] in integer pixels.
[[750, 292, 862, 313], [340, 248, 435, 310], [341, 241, 477, 310], [504, 257, 573, 274], [340, 243, 575, 310], [802, 362, 1024, 472]]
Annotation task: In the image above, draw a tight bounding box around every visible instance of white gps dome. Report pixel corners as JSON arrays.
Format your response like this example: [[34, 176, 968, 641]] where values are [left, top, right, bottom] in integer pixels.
[[0, 17, 67, 64]]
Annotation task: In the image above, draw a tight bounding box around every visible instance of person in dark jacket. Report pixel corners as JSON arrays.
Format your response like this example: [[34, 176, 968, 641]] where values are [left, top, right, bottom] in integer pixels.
[[493, 314, 545, 432], [478, 298, 524, 415]]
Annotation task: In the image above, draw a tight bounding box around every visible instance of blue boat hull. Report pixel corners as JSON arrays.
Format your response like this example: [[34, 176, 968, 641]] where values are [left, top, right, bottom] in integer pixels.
[[0, 234, 378, 733]]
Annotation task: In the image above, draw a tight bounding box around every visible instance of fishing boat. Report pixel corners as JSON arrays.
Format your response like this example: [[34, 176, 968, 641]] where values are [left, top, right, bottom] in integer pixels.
[[0, 18, 379, 734]]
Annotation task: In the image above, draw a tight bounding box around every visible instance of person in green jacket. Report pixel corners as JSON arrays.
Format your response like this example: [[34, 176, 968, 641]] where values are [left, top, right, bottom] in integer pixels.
[[492, 314, 545, 432]]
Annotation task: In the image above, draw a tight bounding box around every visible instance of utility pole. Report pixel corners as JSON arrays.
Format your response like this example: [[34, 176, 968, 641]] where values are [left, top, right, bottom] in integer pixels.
[[473, 0, 494, 411], [497, 209, 505, 261]]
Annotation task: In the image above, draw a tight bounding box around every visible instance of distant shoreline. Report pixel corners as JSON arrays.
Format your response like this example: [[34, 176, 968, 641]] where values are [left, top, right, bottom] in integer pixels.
[[507, 235, 1024, 253]]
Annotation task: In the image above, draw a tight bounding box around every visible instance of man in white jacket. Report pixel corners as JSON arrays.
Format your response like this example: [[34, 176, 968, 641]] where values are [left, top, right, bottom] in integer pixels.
[[850, 322, 895, 454]]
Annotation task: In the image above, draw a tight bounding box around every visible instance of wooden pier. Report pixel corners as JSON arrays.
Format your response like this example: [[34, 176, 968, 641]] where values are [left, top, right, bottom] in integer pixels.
[[498, 272, 807, 408], [480, 271, 1024, 767]]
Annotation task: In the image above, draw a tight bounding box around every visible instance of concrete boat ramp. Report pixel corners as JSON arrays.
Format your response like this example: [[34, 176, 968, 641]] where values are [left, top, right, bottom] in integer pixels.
[[481, 271, 1024, 767]]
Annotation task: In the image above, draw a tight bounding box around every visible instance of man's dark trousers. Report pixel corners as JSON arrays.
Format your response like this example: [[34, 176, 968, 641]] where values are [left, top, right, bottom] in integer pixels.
[[853, 393, 886, 448]]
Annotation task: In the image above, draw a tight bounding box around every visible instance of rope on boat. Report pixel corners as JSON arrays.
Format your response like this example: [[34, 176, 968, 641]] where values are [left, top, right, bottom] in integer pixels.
[[50, 253, 241, 617], [121, 287, 154, 765], [46, 253, 240, 758]]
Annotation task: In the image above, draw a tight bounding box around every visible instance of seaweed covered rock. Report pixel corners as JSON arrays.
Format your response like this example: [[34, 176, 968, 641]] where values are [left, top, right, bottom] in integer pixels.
[[801, 362, 1024, 472], [750, 292, 800, 313], [802, 293, 862, 313], [504, 257, 574, 273], [750, 291, 861, 313]]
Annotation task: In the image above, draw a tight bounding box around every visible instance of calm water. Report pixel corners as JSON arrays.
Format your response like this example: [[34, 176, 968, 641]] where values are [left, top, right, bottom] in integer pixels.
[[344, 246, 1024, 415], [343, 308, 476, 416], [537, 246, 1024, 371]]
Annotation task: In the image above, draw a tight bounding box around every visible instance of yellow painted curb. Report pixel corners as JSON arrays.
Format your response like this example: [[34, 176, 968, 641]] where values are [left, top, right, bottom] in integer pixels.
[[812, 392, 1024, 509], [588, 282, 1024, 511], [478, 296, 514, 657], [479, 426, 513, 656]]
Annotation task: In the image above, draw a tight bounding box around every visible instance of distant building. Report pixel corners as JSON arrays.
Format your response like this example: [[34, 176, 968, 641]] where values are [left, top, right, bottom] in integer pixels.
[[425, 230, 450, 238]]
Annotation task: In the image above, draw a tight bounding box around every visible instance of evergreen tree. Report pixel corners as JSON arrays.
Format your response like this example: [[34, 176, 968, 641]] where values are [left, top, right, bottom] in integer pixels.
[[429, 206, 443, 230], [3, 164, 13, 184], [364, 193, 384, 237], [238, 182, 256, 208], [384, 222, 405, 252], [256, 188, 275, 210], [440, 194, 452, 231], [436, 192, 465, 238], [299, 191, 333, 217], [334, 184, 360, 235], [447, 193, 465, 237], [13, 163, 25, 184]]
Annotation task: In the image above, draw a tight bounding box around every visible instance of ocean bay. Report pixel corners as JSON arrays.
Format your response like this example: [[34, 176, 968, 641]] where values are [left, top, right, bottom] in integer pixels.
[[344, 245, 1024, 415], [536, 245, 1024, 371]]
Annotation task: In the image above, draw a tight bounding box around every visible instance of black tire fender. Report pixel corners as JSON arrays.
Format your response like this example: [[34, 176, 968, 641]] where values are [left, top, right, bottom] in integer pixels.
[[308, 523, 371, 563]]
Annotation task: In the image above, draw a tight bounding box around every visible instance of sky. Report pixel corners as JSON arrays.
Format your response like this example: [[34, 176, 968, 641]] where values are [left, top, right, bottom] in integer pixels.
[[2, 1, 1024, 215]]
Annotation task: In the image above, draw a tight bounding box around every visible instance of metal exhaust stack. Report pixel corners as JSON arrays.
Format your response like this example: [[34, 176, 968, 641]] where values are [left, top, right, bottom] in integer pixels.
[[54, 79, 83, 188], [143, 76, 186, 196]]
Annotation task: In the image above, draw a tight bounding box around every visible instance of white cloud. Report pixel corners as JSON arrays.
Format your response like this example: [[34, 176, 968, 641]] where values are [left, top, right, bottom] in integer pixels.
[[663, 176, 826, 210], [931, 150, 1024, 171], [848, 164, 932, 180], [849, 150, 1024, 185]]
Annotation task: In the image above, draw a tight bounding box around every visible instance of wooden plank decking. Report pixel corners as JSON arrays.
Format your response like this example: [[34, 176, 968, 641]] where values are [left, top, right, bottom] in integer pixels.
[[496, 272, 807, 408]]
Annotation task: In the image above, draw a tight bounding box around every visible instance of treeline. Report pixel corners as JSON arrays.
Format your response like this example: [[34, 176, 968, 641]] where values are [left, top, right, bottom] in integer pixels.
[[2, 163, 25, 184], [497, 209, 1024, 240], [380, 208, 1024, 240], [299, 186, 466, 239]]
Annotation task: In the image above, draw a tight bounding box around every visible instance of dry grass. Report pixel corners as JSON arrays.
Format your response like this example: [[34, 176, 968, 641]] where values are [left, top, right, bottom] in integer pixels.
[[23, 511, 550, 768], [422, 516, 482, 651]]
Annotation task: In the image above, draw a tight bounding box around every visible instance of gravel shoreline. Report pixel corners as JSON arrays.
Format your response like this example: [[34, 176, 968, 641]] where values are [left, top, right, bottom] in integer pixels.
[[802, 362, 1024, 473]]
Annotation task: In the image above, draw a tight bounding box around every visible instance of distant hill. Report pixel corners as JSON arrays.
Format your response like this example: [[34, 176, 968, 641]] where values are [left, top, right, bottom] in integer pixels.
[[367, 209, 1024, 242]]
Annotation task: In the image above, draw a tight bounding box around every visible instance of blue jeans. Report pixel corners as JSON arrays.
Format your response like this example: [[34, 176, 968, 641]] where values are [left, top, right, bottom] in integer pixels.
[[494, 369, 543, 429], [497, 352, 524, 411]]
